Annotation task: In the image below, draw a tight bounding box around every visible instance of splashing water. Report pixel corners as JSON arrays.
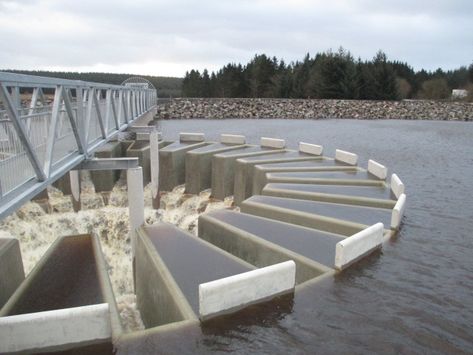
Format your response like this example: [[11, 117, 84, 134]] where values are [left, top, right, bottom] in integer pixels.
[[0, 171, 235, 332]]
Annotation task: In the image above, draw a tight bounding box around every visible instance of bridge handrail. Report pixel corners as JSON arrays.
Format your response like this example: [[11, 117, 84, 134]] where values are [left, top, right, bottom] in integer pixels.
[[0, 72, 155, 90], [0, 72, 157, 218]]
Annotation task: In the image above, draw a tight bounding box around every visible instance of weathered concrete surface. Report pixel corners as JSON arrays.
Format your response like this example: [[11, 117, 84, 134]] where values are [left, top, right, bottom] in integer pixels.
[[52, 172, 72, 195], [368, 159, 388, 180], [335, 149, 358, 165], [199, 260, 295, 320], [180, 132, 205, 142], [155, 98, 473, 121], [220, 134, 245, 144], [211, 146, 284, 200], [240, 195, 392, 236], [233, 151, 328, 205], [184, 142, 246, 194], [126, 141, 151, 185], [391, 193, 407, 229], [0, 238, 24, 309], [263, 170, 384, 188], [260, 137, 285, 149], [143, 223, 254, 315], [31, 189, 48, 202], [0, 234, 120, 353], [299, 142, 323, 155], [135, 227, 196, 328], [335, 223, 384, 270], [391, 173, 405, 198], [262, 183, 396, 209], [90, 142, 123, 193], [252, 159, 356, 196], [159, 141, 210, 191], [0, 303, 112, 354], [198, 211, 333, 284], [128, 168, 144, 257]]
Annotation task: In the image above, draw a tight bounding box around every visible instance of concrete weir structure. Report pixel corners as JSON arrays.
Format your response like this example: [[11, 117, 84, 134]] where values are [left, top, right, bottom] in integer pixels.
[[0, 238, 24, 309], [0, 234, 121, 354], [185, 135, 247, 194], [211, 146, 286, 200], [135, 223, 295, 324], [125, 132, 405, 335], [159, 138, 210, 191], [0, 127, 408, 352]]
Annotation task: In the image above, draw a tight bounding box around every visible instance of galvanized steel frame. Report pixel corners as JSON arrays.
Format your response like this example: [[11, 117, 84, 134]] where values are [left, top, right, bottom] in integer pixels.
[[0, 72, 157, 219]]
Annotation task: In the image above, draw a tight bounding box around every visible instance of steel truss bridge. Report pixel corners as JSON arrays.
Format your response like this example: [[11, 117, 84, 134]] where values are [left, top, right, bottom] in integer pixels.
[[0, 72, 157, 219]]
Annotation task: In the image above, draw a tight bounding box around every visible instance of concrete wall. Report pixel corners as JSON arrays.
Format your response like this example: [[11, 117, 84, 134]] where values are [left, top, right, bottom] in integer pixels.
[[251, 163, 355, 196], [262, 185, 396, 209], [91, 142, 123, 193], [0, 234, 119, 353], [135, 228, 196, 328], [0, 303, 112, 354], [127, 141, 151, 186], [211, 149, 284, 200], [198, 214, 331, 284], [0, 238, 24, 309], [185, 144, 246, 194], [391, 193, 407, 229], [199, 261, 295, 320], [52, 172, 72, 195], [334, 223, 384, 270], [240, 198, 366, 236], [159, 142, 209, 191], [233, 153, 323, 206]]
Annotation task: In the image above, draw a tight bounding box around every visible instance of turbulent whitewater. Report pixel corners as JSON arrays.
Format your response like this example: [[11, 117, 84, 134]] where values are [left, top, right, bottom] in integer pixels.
[[0, 171, 235, 332]]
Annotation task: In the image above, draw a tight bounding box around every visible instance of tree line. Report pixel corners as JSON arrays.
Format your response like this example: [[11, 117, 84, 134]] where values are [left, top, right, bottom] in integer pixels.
[[1, 70, 183, 98], [182, 48, 473, 100]]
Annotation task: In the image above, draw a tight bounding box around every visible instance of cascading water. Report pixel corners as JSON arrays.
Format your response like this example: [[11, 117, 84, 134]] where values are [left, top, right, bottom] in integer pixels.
[[0, 170, 235, 332]]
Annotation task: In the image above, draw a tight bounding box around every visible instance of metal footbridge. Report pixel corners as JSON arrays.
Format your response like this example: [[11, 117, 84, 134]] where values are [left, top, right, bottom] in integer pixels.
[[0, 72, 157, 219]]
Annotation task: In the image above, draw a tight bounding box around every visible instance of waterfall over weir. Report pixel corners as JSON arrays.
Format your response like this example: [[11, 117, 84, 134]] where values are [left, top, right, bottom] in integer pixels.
[[0, 171, 235, 333]]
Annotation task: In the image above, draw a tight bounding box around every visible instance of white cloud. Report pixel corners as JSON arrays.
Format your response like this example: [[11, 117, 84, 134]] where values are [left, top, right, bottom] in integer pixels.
[[0, 0, 471, 77]]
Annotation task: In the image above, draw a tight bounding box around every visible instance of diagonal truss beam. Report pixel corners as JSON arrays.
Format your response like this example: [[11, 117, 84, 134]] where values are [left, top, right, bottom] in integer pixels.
[[94, 90, 106, 139], [0, 84, 46, 181], [0, 72, 157, 219], [63, 88, 86, 155], [43, 85, 63, 178]]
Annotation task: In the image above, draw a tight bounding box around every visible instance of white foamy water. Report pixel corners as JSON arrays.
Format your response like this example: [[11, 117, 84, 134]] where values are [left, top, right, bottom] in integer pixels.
[[0, 171, 234, 332]]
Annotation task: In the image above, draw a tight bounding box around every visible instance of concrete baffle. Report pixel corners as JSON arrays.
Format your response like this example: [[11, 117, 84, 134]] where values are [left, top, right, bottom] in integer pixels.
[[0, 234, 121, 354], [0, 238, 24, 309]]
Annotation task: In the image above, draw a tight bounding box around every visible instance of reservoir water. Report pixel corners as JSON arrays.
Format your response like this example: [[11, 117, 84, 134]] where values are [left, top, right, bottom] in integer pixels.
[[132, 119, 472, 354], [1, 118, 472, 353]]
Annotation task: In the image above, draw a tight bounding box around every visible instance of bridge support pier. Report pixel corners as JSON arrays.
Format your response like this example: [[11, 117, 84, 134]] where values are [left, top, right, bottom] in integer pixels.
[[150, 131, 160, 209], [69, 170, 81, 212], [127, 167, 144, 258]]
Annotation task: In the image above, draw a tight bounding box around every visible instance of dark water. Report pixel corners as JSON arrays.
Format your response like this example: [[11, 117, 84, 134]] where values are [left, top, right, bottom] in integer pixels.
[[4, 235, 103, 316], [124, 119, 473, 354], [145, 224, 251, 314]]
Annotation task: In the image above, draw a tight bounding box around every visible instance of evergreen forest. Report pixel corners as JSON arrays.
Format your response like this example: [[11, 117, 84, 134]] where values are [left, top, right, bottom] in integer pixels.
[[182, 49, 473, 100]]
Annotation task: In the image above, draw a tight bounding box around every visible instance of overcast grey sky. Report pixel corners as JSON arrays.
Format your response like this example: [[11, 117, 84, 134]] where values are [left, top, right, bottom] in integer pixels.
[[0, 0, 472, 77]]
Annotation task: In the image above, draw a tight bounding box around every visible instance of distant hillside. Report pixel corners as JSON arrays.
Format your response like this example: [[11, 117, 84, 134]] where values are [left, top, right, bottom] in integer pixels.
[[1, 69, 183, 98]]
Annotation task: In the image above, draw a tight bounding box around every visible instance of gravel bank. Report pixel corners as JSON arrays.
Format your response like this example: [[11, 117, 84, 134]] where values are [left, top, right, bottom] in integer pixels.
[[156, 98, 473, 121]]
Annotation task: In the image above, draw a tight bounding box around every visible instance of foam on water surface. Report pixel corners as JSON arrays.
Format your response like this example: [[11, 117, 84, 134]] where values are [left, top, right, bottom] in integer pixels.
[[0, 171, 234, 332]]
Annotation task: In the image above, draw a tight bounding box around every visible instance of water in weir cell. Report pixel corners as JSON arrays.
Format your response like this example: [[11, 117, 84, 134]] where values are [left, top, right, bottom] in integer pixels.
[[0, 170, 235, 332]]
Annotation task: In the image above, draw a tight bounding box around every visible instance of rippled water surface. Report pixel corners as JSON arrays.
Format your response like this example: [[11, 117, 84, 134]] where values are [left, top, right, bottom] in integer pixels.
[[2, 119, 472, 354], [120, 119, 472, 354]]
